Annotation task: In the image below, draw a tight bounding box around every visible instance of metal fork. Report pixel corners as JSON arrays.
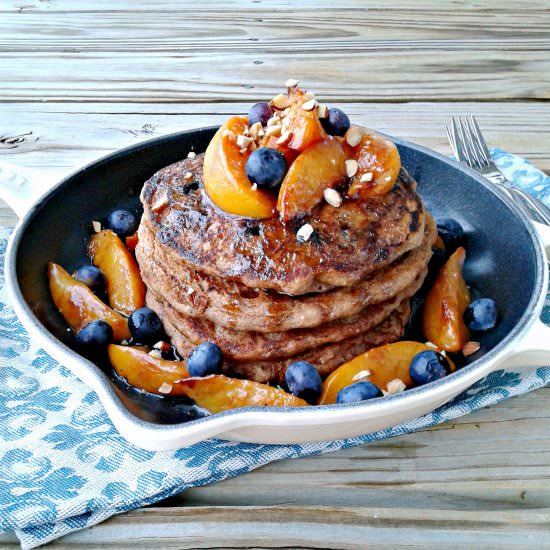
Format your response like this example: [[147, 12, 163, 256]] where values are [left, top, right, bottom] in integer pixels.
[[446, 116, 550, 226]]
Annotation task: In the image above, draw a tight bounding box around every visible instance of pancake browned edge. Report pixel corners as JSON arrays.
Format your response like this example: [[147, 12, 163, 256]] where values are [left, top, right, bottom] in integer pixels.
[[162, 301, 411, 385], [137, 214, 436, 332], [139, 154, 427, 295]]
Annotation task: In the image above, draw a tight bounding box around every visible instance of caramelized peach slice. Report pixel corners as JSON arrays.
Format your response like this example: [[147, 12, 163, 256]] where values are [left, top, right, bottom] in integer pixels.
[[277, 139, 347, 221], [347, 129, 401, 199], [174, 375, 307, 413], [319, 341, 455, 405], [203, 116, 277, 218], [422, 247, 471, 352], [88, 230, 145, 316], [259, 134, 299, 166], [280, 88, 327, 152], [48, 262, 130, 341], [125, 231, 139, 251], [108, 344, 189, 395]]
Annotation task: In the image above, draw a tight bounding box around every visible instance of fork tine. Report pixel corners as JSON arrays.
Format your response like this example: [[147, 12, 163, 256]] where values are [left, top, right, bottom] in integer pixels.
[[465, 116, 489, 167], [445, 119, 459, 160], [454, 116, 476, 168], [469, 116, 493, 165]]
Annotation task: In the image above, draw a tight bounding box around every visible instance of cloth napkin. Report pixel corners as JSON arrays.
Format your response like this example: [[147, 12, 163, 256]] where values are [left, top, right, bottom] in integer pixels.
[[1, 150, 549, 549]]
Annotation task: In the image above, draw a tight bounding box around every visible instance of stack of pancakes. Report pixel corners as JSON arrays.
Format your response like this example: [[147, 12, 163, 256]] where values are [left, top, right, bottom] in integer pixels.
[[136, 154, 436, 383]]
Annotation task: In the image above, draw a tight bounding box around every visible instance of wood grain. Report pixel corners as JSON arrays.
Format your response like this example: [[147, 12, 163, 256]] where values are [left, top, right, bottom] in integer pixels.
[[1, 2, 549, 102], [2, 1, 550, 547]]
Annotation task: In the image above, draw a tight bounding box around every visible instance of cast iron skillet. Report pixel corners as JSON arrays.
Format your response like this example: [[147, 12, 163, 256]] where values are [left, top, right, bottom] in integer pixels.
[[3, 128, 550, 450]]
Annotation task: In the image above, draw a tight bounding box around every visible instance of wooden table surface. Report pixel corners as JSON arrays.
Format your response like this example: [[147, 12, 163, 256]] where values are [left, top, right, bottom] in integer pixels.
[[1, 1, 550, 547]]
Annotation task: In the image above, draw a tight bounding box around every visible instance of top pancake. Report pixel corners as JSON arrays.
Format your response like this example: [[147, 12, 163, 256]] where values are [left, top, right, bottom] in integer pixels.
[[140, 154, 427, 295]]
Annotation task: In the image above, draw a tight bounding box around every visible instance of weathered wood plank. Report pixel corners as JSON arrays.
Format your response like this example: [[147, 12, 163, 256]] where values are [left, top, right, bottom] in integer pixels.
[[2, 49, 549, 102], [3, 0, 550, 11], [2, 11, 550, 50]]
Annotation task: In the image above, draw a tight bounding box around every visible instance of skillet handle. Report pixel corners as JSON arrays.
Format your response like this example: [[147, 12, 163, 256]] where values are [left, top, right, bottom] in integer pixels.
[[500, 318, 550, 369], [0, 160, 64, 218]]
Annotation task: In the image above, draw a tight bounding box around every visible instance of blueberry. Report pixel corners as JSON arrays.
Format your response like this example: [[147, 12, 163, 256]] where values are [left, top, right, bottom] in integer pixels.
[[321, 108, 350, 137], [73, 265, 105, 293], [128, 307, 164, 344], [106, 209, 137, 238], [285, 361, 322, 403], [187, 342, 223, 377], [245, 147, 287, 190], [436, 218, 464, 252], [409, 350, 451, 386], [248, 102, 274, 127], [336, 381, 382, 404], [464, 298, 499, 331], [76, 320, 112, 357]]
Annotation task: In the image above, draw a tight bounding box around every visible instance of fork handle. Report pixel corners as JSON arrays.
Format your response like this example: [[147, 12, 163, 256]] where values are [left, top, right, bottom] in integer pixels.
[[509, 186, 550, 226], [486, 172, 550, 226]]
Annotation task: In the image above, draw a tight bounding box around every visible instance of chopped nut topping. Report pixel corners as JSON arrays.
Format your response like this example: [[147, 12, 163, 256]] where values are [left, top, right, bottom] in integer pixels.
[[272, 94, 290, 109], [249, 121, 264, 139], [346, 127, 362, 147], [296, 223, 314, 242], [236, 134, 253, 149], [302, 92, 315, 102], [384, 175, 392, 182], [462, 341, 480, 357], [360, 172, 373, 183], [148, 349, 162, 358], [276, 130, 291, 145], [183, 172, 194, 181], [285, 78, 299, 88], [187, 287, 195, 295], [352, 369, 372, 382], [301, 98, 317, 111], [151, 195, 169, 213], [265, 124, 282, 138], [242, 126, 250, 137], [120, 339, 129, 346], [323, 188, 342, 208], [222, 129, 236, 141], [266, 114, 280, 126], [92, 221, 102, 233], [251, 183, 258, 191], [158, 382, 173, 394], [187, 151, 196, 159], [317, 103, 328, 118], [345, 159, 358, 178], [383, 378, 407, 395], [425, 341, 438, 349]]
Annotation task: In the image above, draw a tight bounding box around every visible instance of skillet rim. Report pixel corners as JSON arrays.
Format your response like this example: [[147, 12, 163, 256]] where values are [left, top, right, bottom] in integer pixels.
[[4, 127, 547, 433]]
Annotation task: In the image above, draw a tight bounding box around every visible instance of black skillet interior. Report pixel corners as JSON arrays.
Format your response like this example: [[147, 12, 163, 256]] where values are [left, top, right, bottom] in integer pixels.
[[14, 128, 539, 424]]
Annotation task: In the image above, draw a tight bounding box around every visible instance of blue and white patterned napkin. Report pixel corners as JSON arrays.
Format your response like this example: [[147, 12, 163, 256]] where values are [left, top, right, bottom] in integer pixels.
[[1, 150, 549, 549]]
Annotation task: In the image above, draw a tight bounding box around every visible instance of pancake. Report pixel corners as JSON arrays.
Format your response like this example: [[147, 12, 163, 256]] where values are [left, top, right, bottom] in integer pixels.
[[145, 271, 423, 362], [161, 301, 411, 384], [136, 213, 436, 332], [139, 154, 427, 295]]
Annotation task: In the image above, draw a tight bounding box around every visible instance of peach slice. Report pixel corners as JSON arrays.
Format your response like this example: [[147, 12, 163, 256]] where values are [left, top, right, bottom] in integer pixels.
[[174, 375, 307, 413], [347, 129, 401, 199], [277, 138, 347, 221], [48, 262, 130, 341], [422, 246, 471, 352], [88, 230, 145, 316], [281, 88, 327, 152], [125, 231, 139, 251], [319, 341, 455, 405], [108, 344, 189, 395], [203, 116, 277, 219]]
